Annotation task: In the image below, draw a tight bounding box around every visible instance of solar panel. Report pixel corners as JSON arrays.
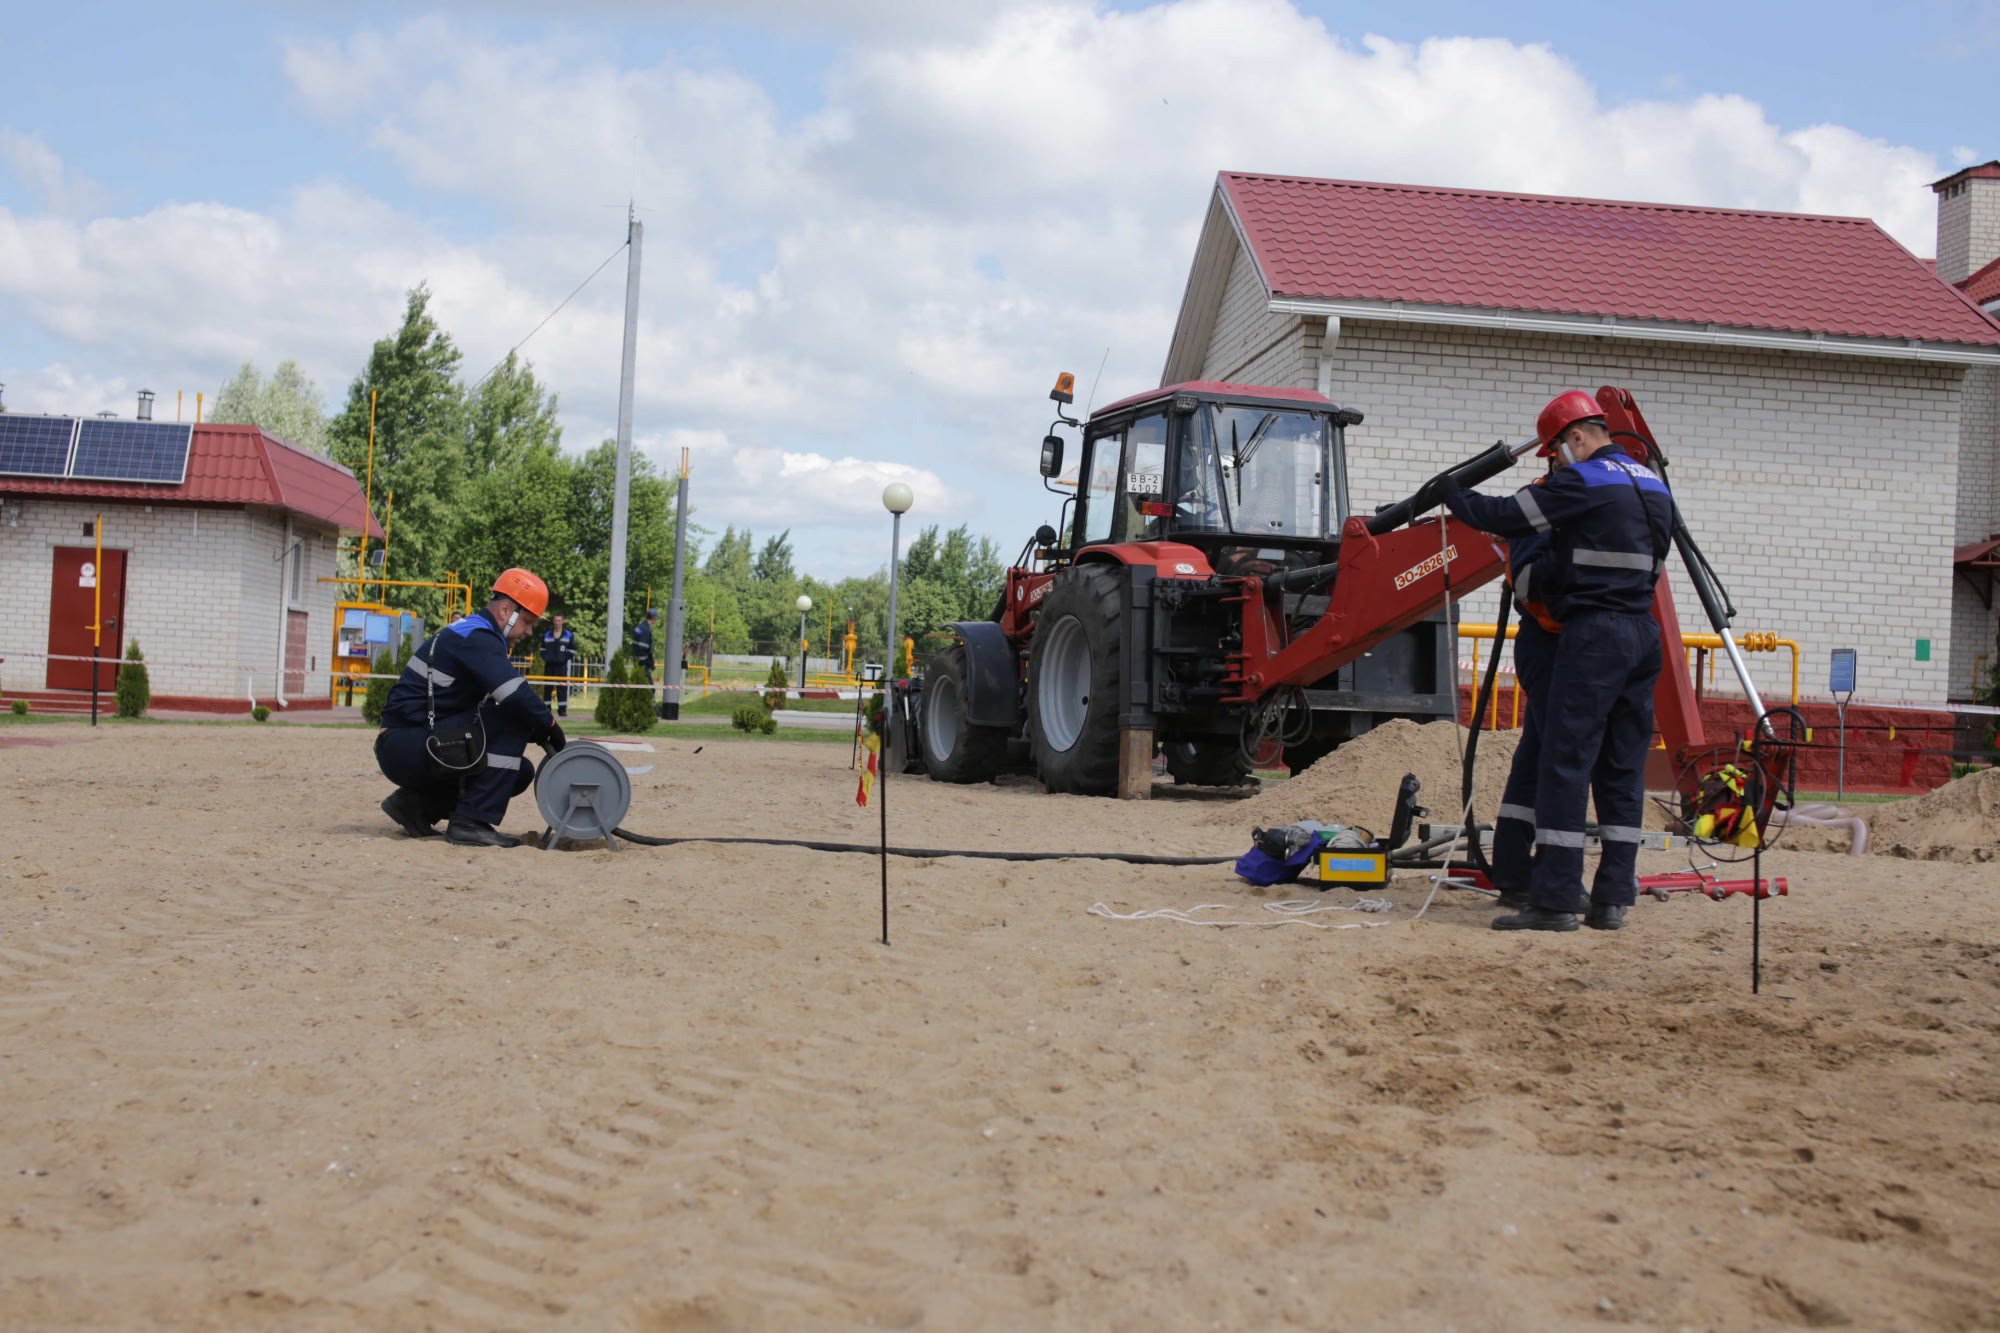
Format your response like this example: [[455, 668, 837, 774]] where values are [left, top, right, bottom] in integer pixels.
[[69, 419, 192, 484], [0, 415, 78, 478]]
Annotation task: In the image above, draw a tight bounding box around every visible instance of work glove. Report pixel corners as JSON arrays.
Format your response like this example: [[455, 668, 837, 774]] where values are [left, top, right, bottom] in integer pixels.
[[540, 721, 567, 754]]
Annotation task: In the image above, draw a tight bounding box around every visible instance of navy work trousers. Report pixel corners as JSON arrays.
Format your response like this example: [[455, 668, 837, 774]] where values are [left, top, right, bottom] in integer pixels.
[[1490, 615, 1556, 896], [1529, 610, 1662, 913], [375, 701, 537, 827]]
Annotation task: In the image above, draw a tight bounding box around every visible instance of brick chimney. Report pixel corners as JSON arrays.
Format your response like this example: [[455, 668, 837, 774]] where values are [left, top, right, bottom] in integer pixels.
[[1932, 160, 2000, 285]]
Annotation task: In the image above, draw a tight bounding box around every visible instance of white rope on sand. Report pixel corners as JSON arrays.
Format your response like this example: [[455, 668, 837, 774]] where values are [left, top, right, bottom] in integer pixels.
[[1087, 898, 1394, 930]]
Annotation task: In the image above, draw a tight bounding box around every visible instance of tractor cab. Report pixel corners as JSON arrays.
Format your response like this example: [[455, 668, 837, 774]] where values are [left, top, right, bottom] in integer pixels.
[[1042, 380, 1360, 576]]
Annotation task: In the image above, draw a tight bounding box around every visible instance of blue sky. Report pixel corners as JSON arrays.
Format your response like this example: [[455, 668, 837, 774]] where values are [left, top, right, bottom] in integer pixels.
[[1, 0, 1992, 573]]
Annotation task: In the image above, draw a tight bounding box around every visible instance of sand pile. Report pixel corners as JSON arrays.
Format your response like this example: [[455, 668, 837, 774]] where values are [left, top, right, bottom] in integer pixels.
[[1213, 719, 1520, 837], [1851, 765, 2000, 862]]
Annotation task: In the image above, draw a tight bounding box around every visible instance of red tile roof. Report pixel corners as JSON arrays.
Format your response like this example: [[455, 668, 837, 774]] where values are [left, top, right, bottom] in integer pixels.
[[1932, 161, 2000, 190], [1220, 172, 2000, 348], [0, 422, 382, 536], [1963, 255, 2000, 308]]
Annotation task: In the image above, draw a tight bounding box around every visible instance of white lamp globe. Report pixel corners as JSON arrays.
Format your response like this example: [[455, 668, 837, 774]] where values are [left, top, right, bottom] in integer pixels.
[[796, 594, 813, 613], [882, 482, 914, 514]]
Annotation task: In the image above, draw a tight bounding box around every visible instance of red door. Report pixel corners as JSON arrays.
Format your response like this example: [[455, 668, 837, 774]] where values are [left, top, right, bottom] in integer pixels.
[[285, 611, 309, 696], [47, 547, 128, 691]]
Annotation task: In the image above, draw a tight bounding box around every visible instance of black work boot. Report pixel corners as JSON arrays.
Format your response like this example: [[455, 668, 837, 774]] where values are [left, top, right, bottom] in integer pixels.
[[381, 790, 438, 839], [1494, 888, 1531, 911], [1492, 906, 1580, 932], [1585, 903, 1629, 931], [446, 817, 522, 849]]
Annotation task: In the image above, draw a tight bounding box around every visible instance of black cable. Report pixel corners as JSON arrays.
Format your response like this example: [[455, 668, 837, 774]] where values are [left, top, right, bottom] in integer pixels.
[[1460, 581, 1513, 876], [609, 829, 1238, 865]]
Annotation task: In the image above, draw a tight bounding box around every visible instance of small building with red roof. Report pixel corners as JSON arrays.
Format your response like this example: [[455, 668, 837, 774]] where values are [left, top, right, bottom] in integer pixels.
[[1164, 167, 2000, 706], [0, 406, 382, 710]]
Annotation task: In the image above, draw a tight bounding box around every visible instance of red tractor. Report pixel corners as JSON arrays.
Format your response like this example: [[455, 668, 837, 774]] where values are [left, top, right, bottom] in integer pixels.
[[902, 375, 1757, 805]]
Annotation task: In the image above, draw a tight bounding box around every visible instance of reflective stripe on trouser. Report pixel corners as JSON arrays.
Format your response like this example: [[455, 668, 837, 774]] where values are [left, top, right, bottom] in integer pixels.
[[373, 699, 537, 828], [1528, 610, 1662, 912], [1490, 615, 1556, 895]]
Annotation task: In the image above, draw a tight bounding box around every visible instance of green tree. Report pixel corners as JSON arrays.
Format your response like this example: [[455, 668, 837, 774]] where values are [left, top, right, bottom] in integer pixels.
[[115, 641, 150, 718], [595, 650, 630, 729], [704, 526, 754, 591], [211, 359, 329, 453], [328, 285, 469, 620], [753, 530, 795, 584], [466, 352, 560, 476]]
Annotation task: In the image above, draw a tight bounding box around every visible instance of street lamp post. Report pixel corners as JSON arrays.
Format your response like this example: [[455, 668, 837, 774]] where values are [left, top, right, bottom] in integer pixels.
[[795, 593, 813, 691], [879, 481, 914, 946]]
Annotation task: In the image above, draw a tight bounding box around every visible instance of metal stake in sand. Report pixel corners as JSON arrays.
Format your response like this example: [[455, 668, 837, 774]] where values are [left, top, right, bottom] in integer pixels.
[[880, 481, 915, 946]]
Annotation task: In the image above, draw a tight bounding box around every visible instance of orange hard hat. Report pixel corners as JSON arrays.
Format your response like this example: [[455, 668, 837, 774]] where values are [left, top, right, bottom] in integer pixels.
[[491, 567, 549, 619], [1535, 390, 1606, 458]]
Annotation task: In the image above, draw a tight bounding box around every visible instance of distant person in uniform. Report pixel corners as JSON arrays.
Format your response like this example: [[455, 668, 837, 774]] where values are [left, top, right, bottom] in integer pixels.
[[374, 568, 566, 847], [539, 613, 577, 718], [631, 607, 659, 697]]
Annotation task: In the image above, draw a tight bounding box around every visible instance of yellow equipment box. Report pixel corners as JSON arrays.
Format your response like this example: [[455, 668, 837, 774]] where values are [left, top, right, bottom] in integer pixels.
[[1315, 848, 1390, 887]]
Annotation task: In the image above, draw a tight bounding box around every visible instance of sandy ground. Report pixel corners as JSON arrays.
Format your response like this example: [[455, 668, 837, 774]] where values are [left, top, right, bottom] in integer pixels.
[[1, 725, 1997, 1331]]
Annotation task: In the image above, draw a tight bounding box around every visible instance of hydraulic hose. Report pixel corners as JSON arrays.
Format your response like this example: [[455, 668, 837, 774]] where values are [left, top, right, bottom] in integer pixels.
[[1459, 580, 1514, 876], [609, 829, 1237, 865]]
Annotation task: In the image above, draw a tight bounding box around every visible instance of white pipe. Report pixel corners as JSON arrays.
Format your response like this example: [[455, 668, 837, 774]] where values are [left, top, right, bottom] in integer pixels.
[[1770, 808, 1869, 856], [275, 516, 293, 709], [244, 668, 257, 713]]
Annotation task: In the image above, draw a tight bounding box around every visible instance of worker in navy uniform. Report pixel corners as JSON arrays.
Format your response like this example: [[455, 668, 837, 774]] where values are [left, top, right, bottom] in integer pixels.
[[539, 613, 577, 718], [631, 606, 659, 711], [375, 567, 566, 848], [1441, 390, 1674, 932], [1488, 521, 1562, 911]]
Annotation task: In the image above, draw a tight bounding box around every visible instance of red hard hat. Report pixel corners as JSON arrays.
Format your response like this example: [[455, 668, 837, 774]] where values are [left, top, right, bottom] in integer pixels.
[[491, 567, 549, 619], [1536, 390, 1606, 457]]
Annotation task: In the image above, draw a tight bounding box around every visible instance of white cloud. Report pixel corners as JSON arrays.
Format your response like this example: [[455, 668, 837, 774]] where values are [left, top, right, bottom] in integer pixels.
[[0, 1, 1964, 574], [0, 129, 109, 217]]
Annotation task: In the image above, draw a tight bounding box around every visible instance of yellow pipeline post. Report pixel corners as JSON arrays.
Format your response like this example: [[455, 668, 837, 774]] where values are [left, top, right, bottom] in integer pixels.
[[377, 491, 394, 600], [90, 514, 103, 725], [356, 390, 376, 596], [195, 391, 203, 424]]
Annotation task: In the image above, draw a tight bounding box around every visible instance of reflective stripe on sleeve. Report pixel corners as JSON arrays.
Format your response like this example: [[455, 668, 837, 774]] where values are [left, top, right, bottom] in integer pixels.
[[489, 675, 527, 703], [1573, 548, 1665, 573], [1535, 828, 1588, 848], [403, 660, 455, 688], [485, 752, 523, 770], [1597, 825, 1648, 843], [1496, 802, 1537, 827], [1516, 489, 1552, 533], [1514, 562, 1533, 603]]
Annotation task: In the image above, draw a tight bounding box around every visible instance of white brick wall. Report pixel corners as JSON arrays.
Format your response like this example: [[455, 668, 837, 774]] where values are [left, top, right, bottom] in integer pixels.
[[1192, 314, 1975, 706], [1951, 364, 2000, 697], [0, 499, 346, 703], [1204, 247, 1312, 387], [1935, 175, 2000, 285]]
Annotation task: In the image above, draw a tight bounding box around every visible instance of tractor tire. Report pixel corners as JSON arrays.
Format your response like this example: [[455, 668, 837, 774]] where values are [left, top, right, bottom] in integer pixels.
[[1164, 739, 1253, 787], [919, 645, 1008, 783], [1026, 563, 1124, 795]]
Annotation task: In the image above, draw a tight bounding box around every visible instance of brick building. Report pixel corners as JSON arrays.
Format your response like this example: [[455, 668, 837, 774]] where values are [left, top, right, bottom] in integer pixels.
[[1164, 168, 2000, 711], [0, 414, 380, 711]]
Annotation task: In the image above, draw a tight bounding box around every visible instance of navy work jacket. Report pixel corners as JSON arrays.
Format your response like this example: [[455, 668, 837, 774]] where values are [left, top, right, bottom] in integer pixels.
[[540, 628, 577, 669], [381, 611, 555, 733], [1445, 445, 1674, 619], [631, 620, 656, 660]]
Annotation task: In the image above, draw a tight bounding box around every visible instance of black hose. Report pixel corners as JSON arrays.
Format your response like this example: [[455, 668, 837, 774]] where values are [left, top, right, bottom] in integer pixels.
[[609, 829, 1238, 865], [1458, 581, 1512, 876]]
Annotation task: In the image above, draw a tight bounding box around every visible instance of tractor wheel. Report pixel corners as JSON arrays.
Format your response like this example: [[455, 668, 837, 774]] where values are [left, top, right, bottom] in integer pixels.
[[920, 645, 1008, 783], [1026, 563, 1124, 795], [1164, 739, 1253, 788]]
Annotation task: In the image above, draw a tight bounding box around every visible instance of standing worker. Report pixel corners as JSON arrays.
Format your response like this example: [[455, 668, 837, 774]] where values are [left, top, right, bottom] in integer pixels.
[[631, 606, 660, 711], [1488, 524, 1560, 911], [540, 613, 578, 719], [375, 568, 566, 847], [1440, 391, 1674, 932]]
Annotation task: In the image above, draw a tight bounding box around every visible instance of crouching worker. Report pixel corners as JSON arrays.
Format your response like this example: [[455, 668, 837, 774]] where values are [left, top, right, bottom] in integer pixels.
[[375, 567, 567, 847]]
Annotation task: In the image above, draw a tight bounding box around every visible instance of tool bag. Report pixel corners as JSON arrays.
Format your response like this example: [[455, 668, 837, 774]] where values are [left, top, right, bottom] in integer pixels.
[[1234, 821, 1369, 886], [419, 630, 489, 776]]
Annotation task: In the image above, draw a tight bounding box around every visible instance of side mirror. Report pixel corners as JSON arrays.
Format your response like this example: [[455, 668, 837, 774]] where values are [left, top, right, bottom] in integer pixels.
[[1039, 434, 1064, 478]]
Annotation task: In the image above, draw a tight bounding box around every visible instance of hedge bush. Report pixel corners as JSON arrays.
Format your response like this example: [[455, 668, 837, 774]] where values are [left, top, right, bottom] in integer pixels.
[[596, 649, 657, 734], [731, 701, 778, 735], [115, 641, 150, 718], [251, 705, 271, 723], [764, 658, 789, 711], [9, 699, 26, 717], [362, 647, 395, 725]]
